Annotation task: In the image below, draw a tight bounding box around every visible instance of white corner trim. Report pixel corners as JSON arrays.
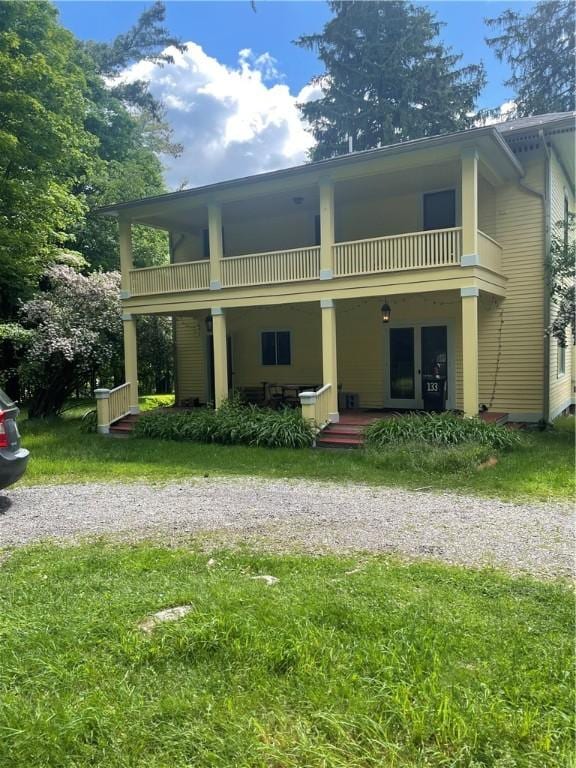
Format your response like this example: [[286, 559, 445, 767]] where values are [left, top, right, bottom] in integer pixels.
[[320, 298, 335, 309], [211, 307, 224, 317], [209, 280, 222, 290], [121, 312, 133, 321], [549, 397, 574, 422], [461, 253, 481, 267], [460, 287, 480, 298], [319, 268, 333, 280]]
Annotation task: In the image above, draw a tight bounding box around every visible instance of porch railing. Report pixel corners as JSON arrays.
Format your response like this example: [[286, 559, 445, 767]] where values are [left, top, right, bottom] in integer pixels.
[[333, 227, 462, 278], [221, 246, 320, 288], [95, 382, 131, 434], [129, 259, 210, 296], [299, 383, 332, 430]]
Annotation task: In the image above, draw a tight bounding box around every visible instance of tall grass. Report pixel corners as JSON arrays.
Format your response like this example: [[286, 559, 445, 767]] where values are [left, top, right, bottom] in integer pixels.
[[364, 412, 521, 450], [0, 544, 572, 768]]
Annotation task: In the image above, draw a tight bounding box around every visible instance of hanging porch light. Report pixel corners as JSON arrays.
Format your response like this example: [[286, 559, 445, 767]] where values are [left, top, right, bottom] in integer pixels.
[[205, 314, 213, 334], [381, 300, 391, 324]]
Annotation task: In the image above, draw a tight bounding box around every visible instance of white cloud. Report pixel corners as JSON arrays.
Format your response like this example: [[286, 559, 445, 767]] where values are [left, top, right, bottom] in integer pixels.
[[119, 43, 318, 190]]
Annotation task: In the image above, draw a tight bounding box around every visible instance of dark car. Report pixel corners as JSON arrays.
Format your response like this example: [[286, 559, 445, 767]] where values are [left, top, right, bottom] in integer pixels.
[[0, 388, 29, 490]]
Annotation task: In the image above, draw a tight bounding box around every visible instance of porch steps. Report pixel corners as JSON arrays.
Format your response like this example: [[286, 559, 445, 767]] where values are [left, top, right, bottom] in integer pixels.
[[109, 413, 140, 437], [316, 412, 382, 449]]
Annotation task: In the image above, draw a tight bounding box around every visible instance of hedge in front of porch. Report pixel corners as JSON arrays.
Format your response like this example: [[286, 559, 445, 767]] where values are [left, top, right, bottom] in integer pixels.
[[133, 398, 315, 449]]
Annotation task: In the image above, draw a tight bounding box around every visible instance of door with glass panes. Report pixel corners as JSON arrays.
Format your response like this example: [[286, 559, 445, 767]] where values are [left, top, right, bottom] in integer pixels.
[[385, 324, 449, 409]]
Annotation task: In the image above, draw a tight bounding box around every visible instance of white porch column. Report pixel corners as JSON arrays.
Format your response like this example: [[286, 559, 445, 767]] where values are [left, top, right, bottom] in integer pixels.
[[122, 312, 139, 413], [211, 307, 229, 407], [320, 298, 339, 421], [319, 179, 335, 280], [118, 217, 133, 298], [461, 288, 479, 417], [461, 148, 479, 261], [208, 203, 223, 290]]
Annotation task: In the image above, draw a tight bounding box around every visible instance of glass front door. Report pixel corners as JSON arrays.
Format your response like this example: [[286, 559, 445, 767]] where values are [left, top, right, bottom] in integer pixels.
[[386, 324, 449, 409], [388, 327, 417, 408]]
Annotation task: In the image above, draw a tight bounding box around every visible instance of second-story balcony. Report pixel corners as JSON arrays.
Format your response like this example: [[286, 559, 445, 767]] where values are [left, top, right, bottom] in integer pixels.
[[127, 227, 501, 298], [112, 141, 515, 306]]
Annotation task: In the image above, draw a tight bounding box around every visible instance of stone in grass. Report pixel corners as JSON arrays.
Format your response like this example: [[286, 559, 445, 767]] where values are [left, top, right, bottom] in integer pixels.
[[250, 575, 279, 586], [139, 605, 194, 633]]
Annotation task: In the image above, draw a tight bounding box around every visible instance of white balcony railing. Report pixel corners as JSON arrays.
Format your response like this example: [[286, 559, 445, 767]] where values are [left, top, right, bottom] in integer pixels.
[[221, 246, 320, 288], [129, 259, 210, 297], [333, 227, 462, 278], [123, 227, 503, 299], [94, 382, 131, 433]]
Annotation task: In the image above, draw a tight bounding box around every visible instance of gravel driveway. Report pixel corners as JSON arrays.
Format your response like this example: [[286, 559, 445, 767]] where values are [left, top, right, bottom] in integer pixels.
[[1, 478, 573, 578]]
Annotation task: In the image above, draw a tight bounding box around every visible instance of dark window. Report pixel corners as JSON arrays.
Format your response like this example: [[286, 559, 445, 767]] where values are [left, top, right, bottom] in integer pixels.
[[314, 214, 321, 246], [423, 190, 456, 231], [261, 331, 291, 366]]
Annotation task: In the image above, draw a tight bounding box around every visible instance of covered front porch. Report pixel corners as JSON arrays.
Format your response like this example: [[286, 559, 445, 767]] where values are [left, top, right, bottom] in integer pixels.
[[95, 287, 499, 435]]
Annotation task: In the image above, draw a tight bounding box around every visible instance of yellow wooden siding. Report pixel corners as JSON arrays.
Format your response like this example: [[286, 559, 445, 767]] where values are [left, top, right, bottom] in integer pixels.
[[227, 304, 323, 390], [548, 149, 575, 418], [478, 152, 545, 417], [174, 316, 206, 404], [478, 176, 497, 239], [194, 294, 463, 410]]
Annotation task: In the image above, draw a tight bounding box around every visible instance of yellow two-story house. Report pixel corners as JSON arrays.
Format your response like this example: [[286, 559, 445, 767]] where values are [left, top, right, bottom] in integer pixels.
[[95, 112, 575, 434]]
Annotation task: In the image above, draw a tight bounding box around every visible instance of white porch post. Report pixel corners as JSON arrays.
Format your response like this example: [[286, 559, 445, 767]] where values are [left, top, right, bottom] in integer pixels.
[[461, 287, 479, 417], [208, 203, 223, 290], [211, 307, 229, 407], [320, 298, 339, 421], [118, 217, 133, 298], [122, 312, 139, 413], [94, 389, 111, 434], [461, 148, 479, 262], [319, 179, 335, 280]]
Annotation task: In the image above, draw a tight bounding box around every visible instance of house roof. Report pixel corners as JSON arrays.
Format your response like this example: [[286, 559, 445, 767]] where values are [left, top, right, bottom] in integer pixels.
[[97, 112, 573, 220]]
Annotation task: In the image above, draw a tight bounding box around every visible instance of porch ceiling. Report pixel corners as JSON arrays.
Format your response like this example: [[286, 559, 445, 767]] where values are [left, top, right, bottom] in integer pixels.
[[100, 127, 521, 231]]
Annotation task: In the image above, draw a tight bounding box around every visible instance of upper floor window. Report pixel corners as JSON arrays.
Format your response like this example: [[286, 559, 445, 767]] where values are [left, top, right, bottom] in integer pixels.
[[557, 344, 566, 378], [423, 189, 456, 231], [261, 331, 291, 366]]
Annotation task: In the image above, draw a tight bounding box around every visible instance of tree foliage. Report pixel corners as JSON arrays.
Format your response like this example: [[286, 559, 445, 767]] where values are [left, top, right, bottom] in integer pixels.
[[486, 0, 575, 117], [295, 1, 486, 161], [0, 1, 182, 314], [549, 212, 575, 347], [0, 2, 96, 316], [16, 266, 124, 418]]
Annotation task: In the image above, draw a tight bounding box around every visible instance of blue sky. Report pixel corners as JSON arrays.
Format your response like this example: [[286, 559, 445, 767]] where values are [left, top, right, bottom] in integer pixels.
[[54, 1, 536, 188]]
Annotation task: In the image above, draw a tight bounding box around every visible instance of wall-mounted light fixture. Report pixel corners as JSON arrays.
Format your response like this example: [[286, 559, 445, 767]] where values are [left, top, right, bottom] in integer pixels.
[[381, 301, 391, 324]]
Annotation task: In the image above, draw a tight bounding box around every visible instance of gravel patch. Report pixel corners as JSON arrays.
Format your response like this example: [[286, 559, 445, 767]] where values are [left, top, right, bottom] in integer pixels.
[[1, 478, 573, 578]]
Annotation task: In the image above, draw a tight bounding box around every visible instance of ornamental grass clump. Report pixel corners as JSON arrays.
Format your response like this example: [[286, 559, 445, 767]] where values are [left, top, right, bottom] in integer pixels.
[[364, 412, 521, 451], [134, 398, 314, 449]]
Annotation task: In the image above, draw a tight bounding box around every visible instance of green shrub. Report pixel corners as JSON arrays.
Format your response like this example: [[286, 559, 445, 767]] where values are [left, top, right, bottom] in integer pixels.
[[134, 398, 314, 449], [364, 412, 521, 451]]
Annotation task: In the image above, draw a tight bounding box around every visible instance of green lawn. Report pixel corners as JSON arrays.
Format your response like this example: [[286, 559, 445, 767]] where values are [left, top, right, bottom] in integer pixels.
[[17, 399, 575, 501], [0, 543, 572, 768]]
